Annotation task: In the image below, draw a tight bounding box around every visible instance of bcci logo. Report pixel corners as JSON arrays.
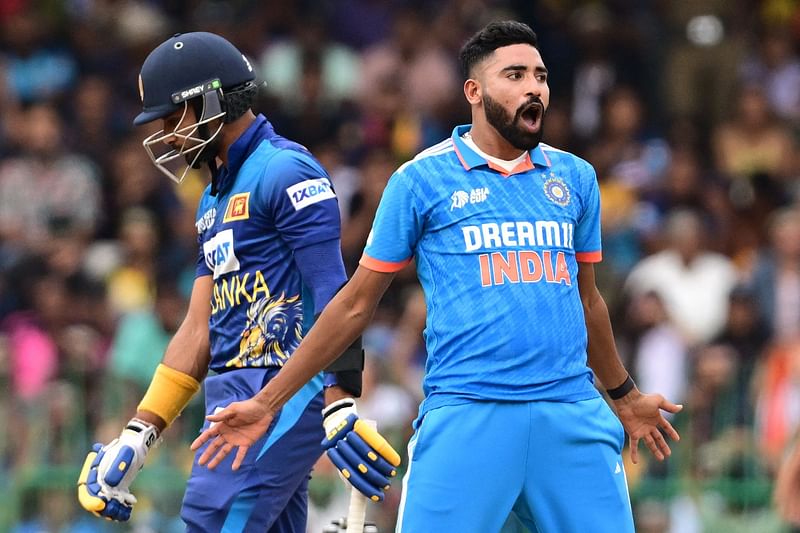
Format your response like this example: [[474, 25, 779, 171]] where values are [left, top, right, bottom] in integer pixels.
[[543, 177, 570, 207]]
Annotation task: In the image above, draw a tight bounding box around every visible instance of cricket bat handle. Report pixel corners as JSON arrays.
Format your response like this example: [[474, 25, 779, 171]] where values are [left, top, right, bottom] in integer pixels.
[[346, 419, 375, 533], [346, 486, 368, 533]]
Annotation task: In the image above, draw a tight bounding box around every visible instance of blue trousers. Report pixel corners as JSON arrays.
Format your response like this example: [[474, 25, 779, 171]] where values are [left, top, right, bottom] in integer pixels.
[[396, 396, 633, 533], [181, 369, 324, 532]]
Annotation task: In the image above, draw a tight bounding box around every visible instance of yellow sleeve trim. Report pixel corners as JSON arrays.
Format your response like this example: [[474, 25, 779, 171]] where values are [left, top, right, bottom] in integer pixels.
[[138, 364, 201, 427]]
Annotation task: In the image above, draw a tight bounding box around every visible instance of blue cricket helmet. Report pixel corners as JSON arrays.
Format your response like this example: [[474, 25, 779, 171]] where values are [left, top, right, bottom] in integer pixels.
[[134, 32, 255, 126]]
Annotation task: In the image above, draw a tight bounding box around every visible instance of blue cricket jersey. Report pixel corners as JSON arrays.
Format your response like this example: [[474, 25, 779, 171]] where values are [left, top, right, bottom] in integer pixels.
[[362, 125, 602, 417], [195, 115, 342, 371]]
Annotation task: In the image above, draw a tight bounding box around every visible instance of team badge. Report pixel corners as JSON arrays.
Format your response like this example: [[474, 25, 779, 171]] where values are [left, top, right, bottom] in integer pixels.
[[225, 293, 304, 368], [543, 177, 570, 207], [223, 192, 250, 222]]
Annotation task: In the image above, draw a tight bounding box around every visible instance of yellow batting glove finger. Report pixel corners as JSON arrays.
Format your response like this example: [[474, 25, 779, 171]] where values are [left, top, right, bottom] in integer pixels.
[[77, 484, 105, 516], [353, 419, 401, 467], [77, 450, 106, 515]]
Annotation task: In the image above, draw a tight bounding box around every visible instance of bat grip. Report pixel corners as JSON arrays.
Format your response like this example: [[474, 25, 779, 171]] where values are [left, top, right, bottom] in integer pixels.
[[346, 419, 375, 533]]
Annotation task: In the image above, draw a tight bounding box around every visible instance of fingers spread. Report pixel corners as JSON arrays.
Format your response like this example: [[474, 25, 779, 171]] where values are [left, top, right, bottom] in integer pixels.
[[629, 436, 640, 465], [232, 445, 249, 471], [644, 434, 664, 461], [206, 408, 236, 423], [190, 425, 219, 451], [207, 442, 234, 469], [654, 431, 671, 458], [659, 417, 681, 441], [198, 436, 226, 467]]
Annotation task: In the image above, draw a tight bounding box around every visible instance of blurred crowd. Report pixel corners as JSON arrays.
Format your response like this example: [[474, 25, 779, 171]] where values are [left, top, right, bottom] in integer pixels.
[[0, 0, 799, 531]]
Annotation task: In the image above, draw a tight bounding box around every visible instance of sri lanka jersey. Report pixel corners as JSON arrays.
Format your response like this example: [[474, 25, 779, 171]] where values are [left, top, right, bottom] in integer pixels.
[[195, 115, 341, 372], [361, 125, 602, 416]]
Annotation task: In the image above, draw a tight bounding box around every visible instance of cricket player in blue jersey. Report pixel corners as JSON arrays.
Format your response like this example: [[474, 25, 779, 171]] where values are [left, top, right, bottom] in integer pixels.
[[75, 32, 394, 532], [191, 21, 683, 532]]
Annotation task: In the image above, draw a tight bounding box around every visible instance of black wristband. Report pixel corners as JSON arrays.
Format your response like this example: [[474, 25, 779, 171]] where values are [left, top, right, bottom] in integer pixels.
[[606, 375, 635, 400]]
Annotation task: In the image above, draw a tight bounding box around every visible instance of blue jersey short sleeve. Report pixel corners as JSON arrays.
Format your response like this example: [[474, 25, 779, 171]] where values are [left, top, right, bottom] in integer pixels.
[[260, 150, 341, 251], [573, 163, 602, 262], [374, 132, 603, 418], [360, 170, 422, 272]]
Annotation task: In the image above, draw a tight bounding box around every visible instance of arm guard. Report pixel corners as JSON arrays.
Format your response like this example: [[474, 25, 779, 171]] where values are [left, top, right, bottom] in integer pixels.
[[324, 336, 364, 397]]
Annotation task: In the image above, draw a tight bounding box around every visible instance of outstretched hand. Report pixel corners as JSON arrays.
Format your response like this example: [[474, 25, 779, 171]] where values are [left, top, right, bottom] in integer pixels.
[[613, 390, 682, 464], [190, 399, 275, 470]]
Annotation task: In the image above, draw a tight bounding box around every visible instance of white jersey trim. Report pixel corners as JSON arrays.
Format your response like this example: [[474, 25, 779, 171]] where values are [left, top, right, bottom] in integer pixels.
[[417, 137, 453, 157], [540, 142, 568, 154], [397, 139, 455, 173]]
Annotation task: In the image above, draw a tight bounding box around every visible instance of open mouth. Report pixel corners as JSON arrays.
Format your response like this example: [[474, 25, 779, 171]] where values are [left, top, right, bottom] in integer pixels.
[[519, 102, 543, 133]]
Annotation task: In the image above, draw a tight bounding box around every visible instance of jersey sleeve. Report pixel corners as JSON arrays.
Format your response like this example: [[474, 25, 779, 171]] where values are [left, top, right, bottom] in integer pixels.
[[195, 188, 214, 278], [360, 170, 423, 272], [292, 238, 347, 315], [574, 163, 602, 263], [261, 150, 342, 251]]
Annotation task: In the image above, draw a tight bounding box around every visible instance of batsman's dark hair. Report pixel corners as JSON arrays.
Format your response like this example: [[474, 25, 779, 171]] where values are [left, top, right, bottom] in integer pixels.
[[458, 21, 539, 79], [221, 81, 259, 123]]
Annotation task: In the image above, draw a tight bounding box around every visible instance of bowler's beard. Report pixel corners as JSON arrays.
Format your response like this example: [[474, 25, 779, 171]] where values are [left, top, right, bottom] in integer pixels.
[[483, 93, 545, 151]]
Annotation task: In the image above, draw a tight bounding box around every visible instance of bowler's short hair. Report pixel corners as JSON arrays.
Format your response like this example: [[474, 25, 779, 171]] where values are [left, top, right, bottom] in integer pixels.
[[458, 21, 539, 79]]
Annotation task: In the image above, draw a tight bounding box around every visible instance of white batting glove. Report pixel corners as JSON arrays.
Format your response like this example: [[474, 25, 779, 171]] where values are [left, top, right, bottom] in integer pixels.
[[321, 399, 400, 502], [77, 418, 160, 521]]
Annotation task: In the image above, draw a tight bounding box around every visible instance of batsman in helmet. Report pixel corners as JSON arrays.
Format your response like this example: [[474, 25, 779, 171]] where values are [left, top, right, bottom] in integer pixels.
[[76, 32, 399, 532]]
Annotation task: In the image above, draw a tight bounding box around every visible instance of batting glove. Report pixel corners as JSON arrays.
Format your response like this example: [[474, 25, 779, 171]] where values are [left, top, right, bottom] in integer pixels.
[[321, 398, 401, 502], [77, 418, 159, 521]]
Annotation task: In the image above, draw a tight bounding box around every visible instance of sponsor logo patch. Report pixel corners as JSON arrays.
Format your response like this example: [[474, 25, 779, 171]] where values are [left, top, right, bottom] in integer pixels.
[[286, 178, 336, 210], [223, 193, 250, 223], [203, 229, 240, 279]]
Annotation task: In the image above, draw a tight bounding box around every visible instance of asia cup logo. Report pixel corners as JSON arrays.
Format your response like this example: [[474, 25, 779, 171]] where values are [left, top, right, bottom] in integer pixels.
[[543, 176, 571, 207], [225, 293, 304, 368], [451, 190, 469, 210]]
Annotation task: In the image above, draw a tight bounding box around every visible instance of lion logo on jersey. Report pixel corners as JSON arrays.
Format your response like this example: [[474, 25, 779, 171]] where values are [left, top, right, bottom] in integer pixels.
[[225, 293, 304, 368], [451, 190, 469, 210]]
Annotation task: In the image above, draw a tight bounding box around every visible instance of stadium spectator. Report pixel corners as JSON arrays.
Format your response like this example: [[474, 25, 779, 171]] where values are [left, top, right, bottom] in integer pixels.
[[712, 84, 796, 185], [749, 208, 800, 340], [358, 6, 460, 156], [660, 0, 748, 129], [627, 291, 689, 411], [0, 102, 102, 255], [625, 209, 740, 346], [739, 27, 800, 122], [586, 86, 670, 193]]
